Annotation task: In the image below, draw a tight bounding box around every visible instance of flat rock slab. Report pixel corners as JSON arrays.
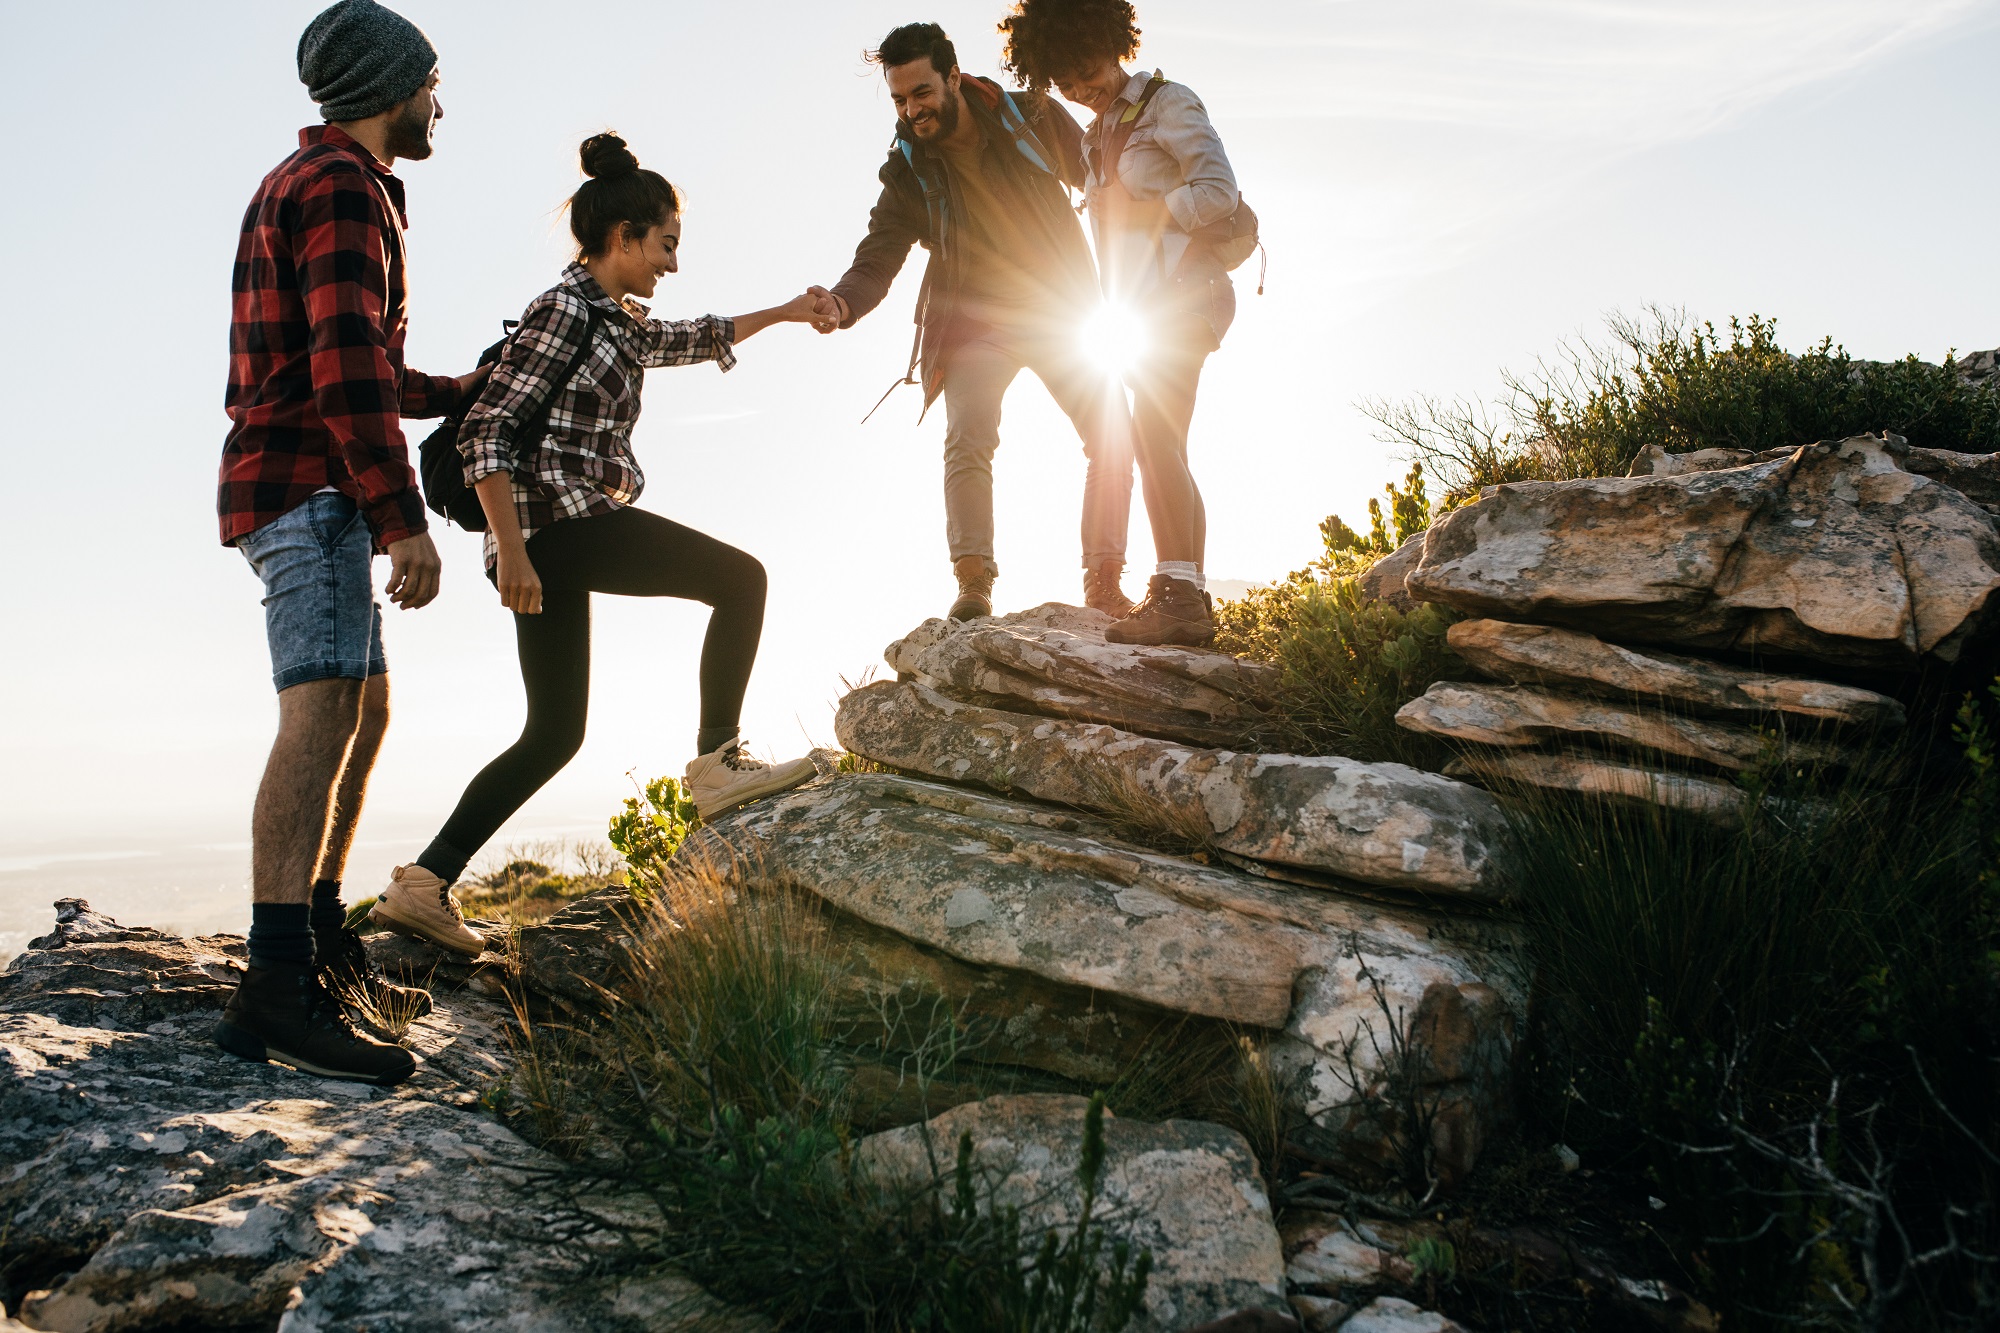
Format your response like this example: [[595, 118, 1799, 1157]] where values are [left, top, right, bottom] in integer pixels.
[[1408, 434, 2000, 669], [1396, 681, 1852, 773], [855, 1094, 1289, 1333], [688, 774, 1525, 1185], [0, 903, 754, 1333], [1444, 749, 1828, 832], [885, 602, 1280, 748], [836, 680, 1513, 899], [1446, 618, 1906, 729]]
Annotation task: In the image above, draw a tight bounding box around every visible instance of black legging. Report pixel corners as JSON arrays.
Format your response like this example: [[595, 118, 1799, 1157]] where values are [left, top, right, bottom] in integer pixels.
[[417, 506, 766, 881]]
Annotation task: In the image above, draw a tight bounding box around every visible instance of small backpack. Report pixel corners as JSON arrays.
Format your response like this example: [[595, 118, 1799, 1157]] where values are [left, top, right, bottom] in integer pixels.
[[418, 302, 604, 531]]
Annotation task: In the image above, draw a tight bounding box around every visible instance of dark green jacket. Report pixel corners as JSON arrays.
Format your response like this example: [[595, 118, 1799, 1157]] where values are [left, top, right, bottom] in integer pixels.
[[829, 76, 1098, 407]]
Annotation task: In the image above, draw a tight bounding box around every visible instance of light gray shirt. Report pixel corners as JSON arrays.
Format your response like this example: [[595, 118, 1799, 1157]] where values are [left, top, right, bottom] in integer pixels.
[[1081, 69, 1240, 298]]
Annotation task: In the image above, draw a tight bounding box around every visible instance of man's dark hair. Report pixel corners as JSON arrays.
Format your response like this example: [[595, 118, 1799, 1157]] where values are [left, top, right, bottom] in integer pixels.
[[869, 22, 958, 77], [999, 0, 1140, 92]]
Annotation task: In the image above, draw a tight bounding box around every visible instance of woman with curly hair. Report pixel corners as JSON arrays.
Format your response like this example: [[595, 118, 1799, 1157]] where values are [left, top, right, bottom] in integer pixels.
[[1000, 0, 1242, 646]]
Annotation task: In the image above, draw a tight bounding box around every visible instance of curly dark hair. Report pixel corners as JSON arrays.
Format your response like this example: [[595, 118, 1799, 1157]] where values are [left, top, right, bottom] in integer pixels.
[[998, 0, 1140, 92]]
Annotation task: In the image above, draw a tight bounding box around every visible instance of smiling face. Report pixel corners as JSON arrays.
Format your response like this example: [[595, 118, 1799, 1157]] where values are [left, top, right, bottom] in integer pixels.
[[886, 57, 961, 143], [598, 214, 681, 300], [1054, 59, 1129, 118]]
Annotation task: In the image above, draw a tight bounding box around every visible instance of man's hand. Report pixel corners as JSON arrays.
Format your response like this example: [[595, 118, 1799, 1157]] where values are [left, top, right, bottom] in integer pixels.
[[806, 286, 847, 334], [383, 532, 442, 610], [493, 543, 543, 616], [453, 364, 493, 402]]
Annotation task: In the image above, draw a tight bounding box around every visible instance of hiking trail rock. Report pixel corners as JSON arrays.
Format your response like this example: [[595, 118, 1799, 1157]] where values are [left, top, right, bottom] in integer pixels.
[[854, 1093, 1289, 1333], [1408, 433, 2000, 669], [0, 899, 757, 1333], [835, 678, 1513, 899], [885, 602, 1280, 747]]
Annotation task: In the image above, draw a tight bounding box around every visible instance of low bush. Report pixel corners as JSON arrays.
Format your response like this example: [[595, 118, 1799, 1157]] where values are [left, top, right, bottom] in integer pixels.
[[1364, 309, 2000, 503]]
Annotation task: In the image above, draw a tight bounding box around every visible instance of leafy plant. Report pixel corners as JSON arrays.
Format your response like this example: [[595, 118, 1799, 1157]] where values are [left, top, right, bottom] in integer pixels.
[[607, 773, 701, 889]]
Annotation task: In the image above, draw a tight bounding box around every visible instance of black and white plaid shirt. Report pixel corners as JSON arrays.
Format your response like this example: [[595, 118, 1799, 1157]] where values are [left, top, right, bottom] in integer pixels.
[[459, 262, 736, 562]]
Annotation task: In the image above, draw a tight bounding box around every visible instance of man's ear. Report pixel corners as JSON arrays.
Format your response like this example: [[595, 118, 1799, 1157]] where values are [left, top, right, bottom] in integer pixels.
[[945, 67, 961, 95]]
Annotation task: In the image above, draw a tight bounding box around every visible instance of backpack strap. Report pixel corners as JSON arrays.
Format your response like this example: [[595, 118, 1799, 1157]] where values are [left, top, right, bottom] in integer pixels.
[[1095, 72, 1169, 191]]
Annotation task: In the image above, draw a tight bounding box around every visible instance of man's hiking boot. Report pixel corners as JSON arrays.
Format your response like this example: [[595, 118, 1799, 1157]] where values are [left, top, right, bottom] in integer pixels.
[[685, 740, 817, 819], [948, 555, 996, 622], [1082, 561, 1134, 618], [319, 922, 433, 1027], [1105, 575, 1215, 647], [370, 864, 486, 957], [215, 960, 417, 1086]]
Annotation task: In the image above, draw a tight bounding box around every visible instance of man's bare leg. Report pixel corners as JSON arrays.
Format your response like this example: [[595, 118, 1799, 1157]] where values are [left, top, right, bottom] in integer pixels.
[[316, 673, 390, 885], [252, 678, 364, 905]]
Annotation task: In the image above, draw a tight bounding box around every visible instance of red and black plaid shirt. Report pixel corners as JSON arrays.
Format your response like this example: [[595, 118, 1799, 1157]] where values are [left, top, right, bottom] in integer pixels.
[[217, 125, 459, 550]]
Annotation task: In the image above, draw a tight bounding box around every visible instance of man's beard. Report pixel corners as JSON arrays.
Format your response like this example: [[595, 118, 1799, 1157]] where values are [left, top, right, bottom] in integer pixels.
[[899, 87, 960, 143], [384, 97, 435, 161]]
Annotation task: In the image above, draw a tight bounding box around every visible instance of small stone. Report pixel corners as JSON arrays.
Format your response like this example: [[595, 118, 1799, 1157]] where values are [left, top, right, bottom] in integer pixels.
[[1341, 1295, 1472, 1332], [1553, 1143, 1580, 1172]]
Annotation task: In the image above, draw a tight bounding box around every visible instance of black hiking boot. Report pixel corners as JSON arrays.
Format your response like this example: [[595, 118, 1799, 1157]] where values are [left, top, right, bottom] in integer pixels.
[[1082, 560, 1134, 618], [318, 923, 434, 1027], [215, 960, 417, 1086], [948, 555, 997, 622], [1104, 575, 1215, 647]]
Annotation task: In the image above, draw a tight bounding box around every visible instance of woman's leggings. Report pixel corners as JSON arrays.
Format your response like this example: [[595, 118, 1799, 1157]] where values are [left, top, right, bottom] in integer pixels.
[[416, 506, 766, 882]]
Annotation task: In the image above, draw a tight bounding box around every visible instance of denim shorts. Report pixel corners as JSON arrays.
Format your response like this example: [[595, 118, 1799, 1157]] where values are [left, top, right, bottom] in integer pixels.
[[238, 492, 386, 692]]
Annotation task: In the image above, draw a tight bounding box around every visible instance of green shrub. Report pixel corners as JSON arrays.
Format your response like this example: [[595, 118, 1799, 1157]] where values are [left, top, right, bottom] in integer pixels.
[[1364, 310, 2000, 503], [607, 774, 701, 889]]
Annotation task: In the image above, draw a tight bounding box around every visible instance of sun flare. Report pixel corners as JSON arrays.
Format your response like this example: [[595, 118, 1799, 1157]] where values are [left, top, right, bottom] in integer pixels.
[[1078, 301, 1149, 378]]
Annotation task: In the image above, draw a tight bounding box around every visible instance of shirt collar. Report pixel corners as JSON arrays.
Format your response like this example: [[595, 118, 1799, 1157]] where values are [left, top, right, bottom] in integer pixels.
[[561, 261, 647, 320], [1109, 68, 1157, 115], [300, 124, 397, 179]]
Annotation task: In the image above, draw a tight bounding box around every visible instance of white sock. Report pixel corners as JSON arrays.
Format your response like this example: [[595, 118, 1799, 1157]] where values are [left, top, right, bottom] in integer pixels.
[[1156, 561, 1199, 587]]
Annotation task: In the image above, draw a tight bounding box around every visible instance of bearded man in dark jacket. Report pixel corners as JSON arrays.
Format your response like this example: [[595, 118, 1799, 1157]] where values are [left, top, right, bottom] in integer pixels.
[[809, 22, 1136, 622]]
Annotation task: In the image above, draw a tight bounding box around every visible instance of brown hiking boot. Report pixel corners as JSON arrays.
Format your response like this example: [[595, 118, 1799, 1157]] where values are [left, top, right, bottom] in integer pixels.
[[319, 923, 433, 1027], [1082, 561, 1134, 618], [1104, 575, 1215, 647], [215, 960, 417, 1085], [948, 555, 996, 622]]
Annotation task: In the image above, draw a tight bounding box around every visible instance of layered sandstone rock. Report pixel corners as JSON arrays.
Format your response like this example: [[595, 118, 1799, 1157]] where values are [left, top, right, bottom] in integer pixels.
[[1408, 434, 2000, 669], [855, 1094, 1290, 1332], [885, 603, 1280, 747], [835, 679, 1513, 899]]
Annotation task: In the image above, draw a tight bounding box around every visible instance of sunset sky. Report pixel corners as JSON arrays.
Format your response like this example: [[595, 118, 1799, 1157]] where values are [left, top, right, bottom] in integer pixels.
[[3, 0, 1999, 944]]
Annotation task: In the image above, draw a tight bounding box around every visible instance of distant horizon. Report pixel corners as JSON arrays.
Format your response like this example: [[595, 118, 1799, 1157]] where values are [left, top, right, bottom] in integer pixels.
[[5, 0, 1999, 929]]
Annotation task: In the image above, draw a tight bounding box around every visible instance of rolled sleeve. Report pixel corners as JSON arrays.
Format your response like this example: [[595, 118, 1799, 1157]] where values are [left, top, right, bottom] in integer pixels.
[[1152, 85, 1239, 234], [635, 313, 738, 371]]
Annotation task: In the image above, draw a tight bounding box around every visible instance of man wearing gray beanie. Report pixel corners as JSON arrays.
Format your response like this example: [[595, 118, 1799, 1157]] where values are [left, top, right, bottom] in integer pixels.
[[215, 0, 486, 1085]]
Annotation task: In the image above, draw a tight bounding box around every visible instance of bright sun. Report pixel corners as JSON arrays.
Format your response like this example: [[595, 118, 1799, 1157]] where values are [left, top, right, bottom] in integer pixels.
[[1079, 301, 1149, 377]]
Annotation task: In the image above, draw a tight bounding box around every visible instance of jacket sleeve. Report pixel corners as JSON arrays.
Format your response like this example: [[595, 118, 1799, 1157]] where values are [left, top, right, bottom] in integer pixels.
[[294, 164, 428, 547], [455, 290, 591, 486], [828, 153, 927, 327], [1150, 84, 1239, 234]]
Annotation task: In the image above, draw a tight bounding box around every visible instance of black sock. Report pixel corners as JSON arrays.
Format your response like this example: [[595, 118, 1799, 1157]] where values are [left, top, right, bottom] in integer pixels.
[[309, 878, 346, 939], [248, 902, 315, 970], [696, 725, 740, 757], [415, 838, 470, 886]]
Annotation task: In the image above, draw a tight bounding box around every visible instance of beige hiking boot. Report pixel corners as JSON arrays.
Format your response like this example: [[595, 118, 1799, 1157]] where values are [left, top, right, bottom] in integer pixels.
[[685, 740, 818, 819], [369, 864, 486, 957], [948, 555, 996, 622]]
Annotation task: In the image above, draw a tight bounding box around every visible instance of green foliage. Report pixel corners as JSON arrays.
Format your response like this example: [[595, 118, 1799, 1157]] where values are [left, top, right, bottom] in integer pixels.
[[1365, 310, 2000, 503], [607, 774, 701, 889], [1322, 463, 1432, 556]]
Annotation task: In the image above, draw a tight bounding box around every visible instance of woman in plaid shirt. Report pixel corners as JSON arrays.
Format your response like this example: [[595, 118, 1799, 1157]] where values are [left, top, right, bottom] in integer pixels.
[[370, 133, 830, 934]]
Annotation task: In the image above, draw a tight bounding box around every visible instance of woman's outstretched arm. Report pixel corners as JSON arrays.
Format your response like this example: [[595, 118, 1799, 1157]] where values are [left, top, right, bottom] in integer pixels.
[[729, 292, 828, 342]]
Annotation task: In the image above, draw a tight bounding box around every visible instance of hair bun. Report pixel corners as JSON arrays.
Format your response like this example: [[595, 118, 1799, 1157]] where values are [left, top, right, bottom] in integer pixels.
[[579, 131, 639, 180]]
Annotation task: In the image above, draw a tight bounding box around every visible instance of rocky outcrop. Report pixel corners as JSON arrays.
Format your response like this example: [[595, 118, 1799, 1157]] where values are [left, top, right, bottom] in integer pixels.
[[1409, 433, 2000, 669], [689, 772, 1524, 1187], [1444, 619, 1906, 729], [1443, 749, 1771, 826], [0, 901, 757, 1333], [855, 1094, 1290, 1332], [885, 603, 1280, 747], [835, 679, 1513, 899], [1357, 535, 1425, 612]]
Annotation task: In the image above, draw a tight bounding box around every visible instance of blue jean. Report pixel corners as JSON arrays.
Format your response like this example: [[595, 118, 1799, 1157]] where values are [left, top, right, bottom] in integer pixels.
[[238, 492, 386, 692]]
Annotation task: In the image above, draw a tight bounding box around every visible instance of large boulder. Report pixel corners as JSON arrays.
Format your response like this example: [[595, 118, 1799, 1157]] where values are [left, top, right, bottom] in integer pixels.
[[1407, 434, 2000, 669], [854, 1094, 1289, 1333], [836, 679, 1513, 900], [686, 773, 1525, 1186], [1396, 681, 1851, 772], [1446, 619, 1906, 728], [885, 603, 1280, 748], [0, 902, 754, 1333]]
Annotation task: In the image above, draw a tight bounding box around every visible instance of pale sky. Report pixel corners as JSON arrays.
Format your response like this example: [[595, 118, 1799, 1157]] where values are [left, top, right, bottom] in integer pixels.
[[3, 1, 1998, 943]]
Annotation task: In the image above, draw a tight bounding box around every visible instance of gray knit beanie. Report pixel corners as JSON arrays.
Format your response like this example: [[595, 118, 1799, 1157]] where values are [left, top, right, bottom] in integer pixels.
[[297, 0, 438, 123]]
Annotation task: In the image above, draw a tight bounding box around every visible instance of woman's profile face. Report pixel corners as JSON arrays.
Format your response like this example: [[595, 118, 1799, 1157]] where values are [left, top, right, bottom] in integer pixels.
[[1054, 58, 1127, 117], [606, 213, 682, 299]]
